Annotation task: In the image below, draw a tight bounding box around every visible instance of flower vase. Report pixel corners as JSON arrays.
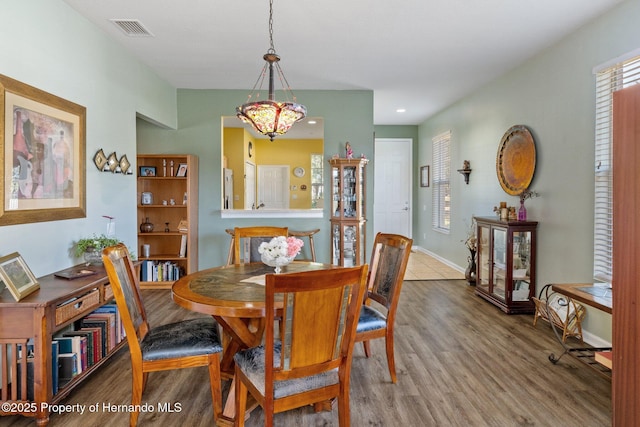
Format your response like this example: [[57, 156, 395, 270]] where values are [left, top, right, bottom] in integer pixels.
[[140, 217, 154, 233], [83, 247, 103, 265], [465, 249, 476, 285], [261, 254, 294, 273], [518, 200, 527, 221]]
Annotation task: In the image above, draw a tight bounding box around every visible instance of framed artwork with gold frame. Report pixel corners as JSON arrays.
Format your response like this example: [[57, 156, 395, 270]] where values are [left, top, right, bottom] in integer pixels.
[[0, 252, 39, 301], [0, 74, 86, 226]]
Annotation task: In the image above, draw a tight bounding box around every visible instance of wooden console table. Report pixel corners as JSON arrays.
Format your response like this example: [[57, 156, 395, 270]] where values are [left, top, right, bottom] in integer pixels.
[[0, 265, 125, 426], [547, 283, 612, 377]]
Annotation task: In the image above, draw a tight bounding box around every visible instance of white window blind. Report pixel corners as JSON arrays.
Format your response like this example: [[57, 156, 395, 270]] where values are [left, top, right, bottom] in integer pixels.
[[593, 54, 640, 282], [432, 131, 451, 233]]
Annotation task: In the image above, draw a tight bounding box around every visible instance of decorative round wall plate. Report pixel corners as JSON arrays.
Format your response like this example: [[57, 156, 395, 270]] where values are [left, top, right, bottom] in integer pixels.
[[496, 125, 536, 195], [293, 167, 305, 177]]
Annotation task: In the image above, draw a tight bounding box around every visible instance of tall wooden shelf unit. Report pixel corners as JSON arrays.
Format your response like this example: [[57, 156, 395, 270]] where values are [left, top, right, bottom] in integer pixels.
[[137, 154, 198, 289], [329, 158, 368, 266], [474, 216, 537, 314]]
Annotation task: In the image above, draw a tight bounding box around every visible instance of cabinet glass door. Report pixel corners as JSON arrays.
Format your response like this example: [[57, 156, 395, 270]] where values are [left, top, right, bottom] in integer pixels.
[[512, 231, 532, 301], [342, 166, 357, 218], [477, 224, 490, 293], [331, 221, 364, 266], [492, 227, 507, 301], [331, 165, 340, 218]]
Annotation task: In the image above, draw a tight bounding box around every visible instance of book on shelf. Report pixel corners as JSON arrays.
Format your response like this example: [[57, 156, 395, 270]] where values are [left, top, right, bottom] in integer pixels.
[[83, 312, 116, 353], [179, 235, 187, 258], [140, 260, 183, 282], [80, 318, 108, 358], [177, 219, 188, 232], [58, 353, 78, 386], [16, 356, 34, 401], [92, 304, 124, 343], [63, 330, 94, 369], [595, 350, 612, 369]]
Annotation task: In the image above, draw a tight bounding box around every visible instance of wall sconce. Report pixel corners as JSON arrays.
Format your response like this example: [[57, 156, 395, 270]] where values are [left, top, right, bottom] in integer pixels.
[[94, 149, 132, 174], [457, 160, 472, 184]]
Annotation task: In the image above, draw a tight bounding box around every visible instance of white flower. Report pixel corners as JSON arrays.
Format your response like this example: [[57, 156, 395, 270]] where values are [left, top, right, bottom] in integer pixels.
[[258, 236, 303, 262]]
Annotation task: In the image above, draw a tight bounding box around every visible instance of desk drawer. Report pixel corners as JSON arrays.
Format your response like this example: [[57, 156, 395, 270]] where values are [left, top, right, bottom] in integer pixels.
[[55, 289, 100, 325], [104, 284, 114, 302]]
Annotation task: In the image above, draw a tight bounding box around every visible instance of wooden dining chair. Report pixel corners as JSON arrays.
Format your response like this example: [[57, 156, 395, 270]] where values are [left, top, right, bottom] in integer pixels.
[[233, 265, 368, 427], [355, 233, 413, 383], [289, 229, 320, 261], [102, 244, 223, 426], [231, 226, 289, 265]]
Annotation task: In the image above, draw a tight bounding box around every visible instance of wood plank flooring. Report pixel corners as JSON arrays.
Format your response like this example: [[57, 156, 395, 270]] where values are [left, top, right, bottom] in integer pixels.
[[3, 280, 611, 426]]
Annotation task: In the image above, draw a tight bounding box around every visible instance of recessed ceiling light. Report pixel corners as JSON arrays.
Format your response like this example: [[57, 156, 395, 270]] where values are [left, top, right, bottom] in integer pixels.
[[396, 108, 406, 113], [307, 120, 317, 124]]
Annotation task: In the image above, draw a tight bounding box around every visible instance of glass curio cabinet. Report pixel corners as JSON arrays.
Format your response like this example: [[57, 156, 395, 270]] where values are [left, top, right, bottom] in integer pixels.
[[474, 216, 537, 314], [329, 158, 368, 266]]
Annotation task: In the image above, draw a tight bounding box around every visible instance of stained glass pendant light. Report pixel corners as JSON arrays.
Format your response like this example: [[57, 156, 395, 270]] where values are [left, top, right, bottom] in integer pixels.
[[236, 0, 306, 141]]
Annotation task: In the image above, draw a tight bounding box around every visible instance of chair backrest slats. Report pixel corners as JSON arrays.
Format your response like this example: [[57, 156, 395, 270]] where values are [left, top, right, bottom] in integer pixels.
[[265, 266, 368, 384], [102, 244, 149, 354], [233, 226, 289, 264], [367, 233, 413, 311]]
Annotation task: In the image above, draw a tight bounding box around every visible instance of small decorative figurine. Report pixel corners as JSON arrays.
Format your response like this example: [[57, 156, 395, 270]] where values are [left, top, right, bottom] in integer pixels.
[[345, 142, 353, 159]]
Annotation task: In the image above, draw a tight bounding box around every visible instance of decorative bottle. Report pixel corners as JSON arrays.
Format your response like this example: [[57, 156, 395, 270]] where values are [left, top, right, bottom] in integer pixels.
[[140, 217, 154, 233], [518, 201, 527, 221]]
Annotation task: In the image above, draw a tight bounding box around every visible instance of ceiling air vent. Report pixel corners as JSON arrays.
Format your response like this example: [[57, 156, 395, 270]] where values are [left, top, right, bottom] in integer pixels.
[[110, 19, 154, 37]]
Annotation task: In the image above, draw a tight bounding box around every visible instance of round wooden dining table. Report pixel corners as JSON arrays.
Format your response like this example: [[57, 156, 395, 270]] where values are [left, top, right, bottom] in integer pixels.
[[171, 261, 340, 423]]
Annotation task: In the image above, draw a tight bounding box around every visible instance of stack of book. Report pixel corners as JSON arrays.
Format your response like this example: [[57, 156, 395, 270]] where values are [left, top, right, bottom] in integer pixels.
[[140, 260, 183, 282]]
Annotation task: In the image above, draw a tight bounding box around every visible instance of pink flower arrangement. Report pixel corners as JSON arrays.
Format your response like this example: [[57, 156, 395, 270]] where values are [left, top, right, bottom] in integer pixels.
[[286, 236, 304, 258]]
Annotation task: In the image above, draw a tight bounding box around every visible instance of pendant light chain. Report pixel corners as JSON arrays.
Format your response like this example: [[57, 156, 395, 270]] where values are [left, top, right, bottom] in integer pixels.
[[268, 0, 275, 54], [236, 0, 307, 141]]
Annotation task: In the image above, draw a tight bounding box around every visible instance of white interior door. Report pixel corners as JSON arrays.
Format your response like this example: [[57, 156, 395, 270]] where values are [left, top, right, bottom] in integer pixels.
[[258, 165, 290, 209], [244, 162, 255, 209], [373, 138, 412, 237]]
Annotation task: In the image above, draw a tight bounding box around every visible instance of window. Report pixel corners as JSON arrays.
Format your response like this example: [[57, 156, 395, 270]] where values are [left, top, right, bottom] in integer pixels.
[[432, 131, 451, 233], [593, 53, 640, 282], [310, 153, 323, 208]]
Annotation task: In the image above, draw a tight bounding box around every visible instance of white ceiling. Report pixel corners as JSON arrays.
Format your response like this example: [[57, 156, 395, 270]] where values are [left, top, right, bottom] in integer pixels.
[[64, 0, 622, 127]]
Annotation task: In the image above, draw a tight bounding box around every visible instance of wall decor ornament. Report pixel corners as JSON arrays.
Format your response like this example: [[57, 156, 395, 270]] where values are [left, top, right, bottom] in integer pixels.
[[496, 125, 536, 195], [420, 165, 430, 187], [93, 149, 132, 174], [0, 74, 86, 226]]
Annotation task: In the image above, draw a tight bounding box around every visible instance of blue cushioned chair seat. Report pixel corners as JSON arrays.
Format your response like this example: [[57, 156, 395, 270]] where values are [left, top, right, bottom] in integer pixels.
[[356, 305, 387, 333], [234, 342, 338, 399], [141, 317, 222, 361]]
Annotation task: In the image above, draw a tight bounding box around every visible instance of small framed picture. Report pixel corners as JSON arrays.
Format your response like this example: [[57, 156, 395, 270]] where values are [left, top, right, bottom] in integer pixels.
[[420, 165, 430, 187], [176, 163, 188, 177], [139, 166, 157, 177], [0, 252, 40, 301]]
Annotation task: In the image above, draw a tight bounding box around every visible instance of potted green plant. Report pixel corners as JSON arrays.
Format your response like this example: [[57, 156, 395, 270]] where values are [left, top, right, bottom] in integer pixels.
[[75, 234, 123, 265]]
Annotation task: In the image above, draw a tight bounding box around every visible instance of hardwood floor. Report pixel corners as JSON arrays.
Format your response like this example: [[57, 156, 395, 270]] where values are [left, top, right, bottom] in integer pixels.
[[3, 280, 611, 426]]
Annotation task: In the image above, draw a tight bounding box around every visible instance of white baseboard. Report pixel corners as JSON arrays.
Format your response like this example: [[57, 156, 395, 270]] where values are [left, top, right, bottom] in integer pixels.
[[412, 246, 611, 347], [412, 246, 466, 273]]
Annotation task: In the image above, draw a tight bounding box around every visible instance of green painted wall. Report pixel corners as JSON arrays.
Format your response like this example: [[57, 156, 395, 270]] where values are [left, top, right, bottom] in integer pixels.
[[0, 0, 176, 276], [416, 0, 640, 341], [137, 89, 374, 268]]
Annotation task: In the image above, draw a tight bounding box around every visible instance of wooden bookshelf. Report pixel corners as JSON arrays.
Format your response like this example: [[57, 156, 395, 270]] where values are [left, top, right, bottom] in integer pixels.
[[137, 154, 198, 289]]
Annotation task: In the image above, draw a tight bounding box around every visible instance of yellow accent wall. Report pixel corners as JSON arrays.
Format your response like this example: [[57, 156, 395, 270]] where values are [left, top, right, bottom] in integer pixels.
[[255, 138, 323, 209]]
